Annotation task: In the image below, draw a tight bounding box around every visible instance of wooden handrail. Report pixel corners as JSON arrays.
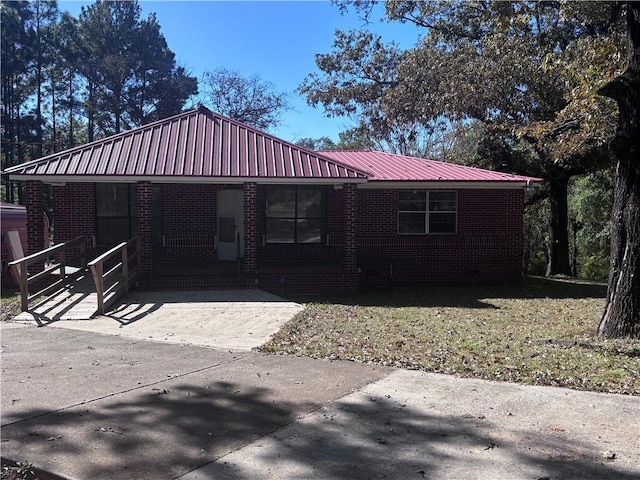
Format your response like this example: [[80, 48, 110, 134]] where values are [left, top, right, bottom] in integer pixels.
[[9, 236, 86, 269], [89, 237, 139, 315], [9, 236, 87, 311]]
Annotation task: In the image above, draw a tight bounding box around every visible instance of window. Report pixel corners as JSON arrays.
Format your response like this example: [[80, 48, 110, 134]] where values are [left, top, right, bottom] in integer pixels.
[[96, 184, 138, 244], [266, 185, 326, 243], [398, 191, 457, 234]]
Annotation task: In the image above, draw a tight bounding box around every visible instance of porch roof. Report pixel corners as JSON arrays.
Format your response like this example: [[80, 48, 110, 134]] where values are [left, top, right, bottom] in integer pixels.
[[4, 107, 368, 184]]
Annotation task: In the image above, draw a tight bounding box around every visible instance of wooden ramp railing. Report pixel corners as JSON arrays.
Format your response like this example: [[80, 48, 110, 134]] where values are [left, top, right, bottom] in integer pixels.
[[88, 237, 141, 315], [9, 236, 87, 311]]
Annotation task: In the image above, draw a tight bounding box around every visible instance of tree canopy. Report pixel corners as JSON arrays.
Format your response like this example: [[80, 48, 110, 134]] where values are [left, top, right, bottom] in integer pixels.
[[200, 68, 290, 131], [1, 0, 198, 199], [299, 0, 625, 276]]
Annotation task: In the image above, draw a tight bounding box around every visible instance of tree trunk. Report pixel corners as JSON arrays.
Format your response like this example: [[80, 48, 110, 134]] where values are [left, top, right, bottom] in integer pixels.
[[68, 72, 74, 147], [35, 13, 43, 159], [546, 174, 573, 276], [597, 3, 640, 338], [87, 80, 95, 142]]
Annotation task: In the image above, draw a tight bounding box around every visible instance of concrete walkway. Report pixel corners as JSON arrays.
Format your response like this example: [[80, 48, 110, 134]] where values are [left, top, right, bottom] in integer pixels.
[[2, 293, 639, 480], [11, 289, 304, 350]]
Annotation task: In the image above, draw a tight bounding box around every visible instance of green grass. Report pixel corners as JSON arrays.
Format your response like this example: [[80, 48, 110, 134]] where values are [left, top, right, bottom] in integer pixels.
[[260, 277, 640, 395], [0, 291, 21, 322]]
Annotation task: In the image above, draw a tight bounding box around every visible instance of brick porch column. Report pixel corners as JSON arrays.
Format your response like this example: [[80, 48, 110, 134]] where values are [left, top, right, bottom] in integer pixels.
[[137, 182, 153, 287], [343, 183, 357, 269], [25, 181, 45, 275], [243, 182, 258, 275]]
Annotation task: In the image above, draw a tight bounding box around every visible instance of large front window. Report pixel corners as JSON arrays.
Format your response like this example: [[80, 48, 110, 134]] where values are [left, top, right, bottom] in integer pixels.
[[96, 184, 138, 244], [266, 185, 326, 243], [398, 191, 457, 234]]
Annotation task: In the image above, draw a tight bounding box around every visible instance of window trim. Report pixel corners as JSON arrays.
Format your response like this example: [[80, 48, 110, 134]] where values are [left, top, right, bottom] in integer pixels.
[[265, 185, 327, 244], [397, 190, 457, 235]]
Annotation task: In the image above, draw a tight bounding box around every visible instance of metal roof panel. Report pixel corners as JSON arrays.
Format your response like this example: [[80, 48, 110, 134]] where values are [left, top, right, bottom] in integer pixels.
[[319, 150, 542, 183]]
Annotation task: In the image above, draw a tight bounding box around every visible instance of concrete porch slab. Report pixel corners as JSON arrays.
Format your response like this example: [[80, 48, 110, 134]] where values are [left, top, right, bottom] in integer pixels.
[[13, 289, 304, 351]]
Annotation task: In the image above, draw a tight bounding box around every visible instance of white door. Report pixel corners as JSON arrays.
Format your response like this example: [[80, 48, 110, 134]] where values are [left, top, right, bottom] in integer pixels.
[[217, 190, 244, 261]]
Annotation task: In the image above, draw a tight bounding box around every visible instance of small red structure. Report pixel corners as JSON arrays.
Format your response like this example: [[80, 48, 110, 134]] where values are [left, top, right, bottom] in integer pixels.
[[0, 202, 49, 285], [4, 107, 540, 294]]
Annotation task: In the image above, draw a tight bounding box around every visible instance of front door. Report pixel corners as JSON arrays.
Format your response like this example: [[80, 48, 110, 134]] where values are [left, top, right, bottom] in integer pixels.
[[217, 189, 244, 261]]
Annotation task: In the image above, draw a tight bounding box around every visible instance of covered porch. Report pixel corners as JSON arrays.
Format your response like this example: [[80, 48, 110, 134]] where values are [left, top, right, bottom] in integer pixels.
[[18, 179, 361, 295], [146, 180, 360, 294]]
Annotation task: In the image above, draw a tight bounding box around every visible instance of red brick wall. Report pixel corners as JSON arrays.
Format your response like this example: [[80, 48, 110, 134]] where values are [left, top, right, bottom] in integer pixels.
[[243, 182, 257, 273], [258, 266, 359, 295], [137, 182, 153, 285], [356, 188, 524, 282], [160, 184, 218, 236], [157, 184, 243, 261], [52, 183, 95, 245], [25, 181, 44, 257]]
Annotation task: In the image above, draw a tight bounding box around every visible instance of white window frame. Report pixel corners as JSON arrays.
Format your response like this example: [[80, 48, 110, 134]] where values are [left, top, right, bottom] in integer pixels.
[[397, 190, 457, 235]]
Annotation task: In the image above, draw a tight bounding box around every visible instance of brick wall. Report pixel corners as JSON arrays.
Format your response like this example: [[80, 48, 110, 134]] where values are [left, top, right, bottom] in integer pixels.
[[243, 182, 257, 274], [137, 182, 153, 285], [161, 184, 218, 236], [52, 183, 96, 255], [356, 188, 524, 282], [257, 266, 359, 295], [25, 181, 44, 257], [157, 183, 223, 261]]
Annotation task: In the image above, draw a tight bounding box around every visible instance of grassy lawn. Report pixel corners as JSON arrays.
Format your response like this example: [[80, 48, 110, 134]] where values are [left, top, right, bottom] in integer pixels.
[[260, 277, 640, 395], [0, 291, 21, 322]]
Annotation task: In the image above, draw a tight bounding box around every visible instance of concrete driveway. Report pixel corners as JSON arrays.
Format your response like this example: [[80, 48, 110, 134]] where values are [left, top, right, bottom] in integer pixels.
[[13, 289, 304, 350], [2, 290, 639, 480]]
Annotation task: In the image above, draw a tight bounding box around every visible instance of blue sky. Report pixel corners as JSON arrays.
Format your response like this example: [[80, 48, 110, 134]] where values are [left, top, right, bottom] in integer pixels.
[[58, 1, 420, 142]]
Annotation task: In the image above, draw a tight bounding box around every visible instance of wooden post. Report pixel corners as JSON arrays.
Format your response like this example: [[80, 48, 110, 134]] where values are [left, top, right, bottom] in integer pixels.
[[59, 248, 66, 280], [16, 263, 28, 311], [122, 244, 129, 294], [80, 238, 87, 269], [91, 262, 104, 315]]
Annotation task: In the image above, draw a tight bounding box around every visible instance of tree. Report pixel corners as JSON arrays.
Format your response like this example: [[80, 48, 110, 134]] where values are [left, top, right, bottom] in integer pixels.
[[301, 1, 624, 276], [296, 136, 338, 151], [568, 172, 613, 280], [597, 2, 640, 338], [296, 127, 375, 151], [50, 12, 83, 149], [1, 1, 34, 202], [298, 29, 433, 155], [76, 0, 197, 138], [26, 0, 60, 158], [201, 68, 289, 131]]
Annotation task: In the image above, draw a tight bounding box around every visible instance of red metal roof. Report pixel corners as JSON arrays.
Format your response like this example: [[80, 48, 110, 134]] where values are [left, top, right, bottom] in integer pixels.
[[5, 107, 368, 183], [5, 108, 541, 186], [319, 150, 541, 184]]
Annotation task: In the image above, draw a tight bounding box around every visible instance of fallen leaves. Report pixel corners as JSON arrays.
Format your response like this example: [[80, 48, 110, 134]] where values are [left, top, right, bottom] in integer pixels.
[[260, 279, 639, 395]]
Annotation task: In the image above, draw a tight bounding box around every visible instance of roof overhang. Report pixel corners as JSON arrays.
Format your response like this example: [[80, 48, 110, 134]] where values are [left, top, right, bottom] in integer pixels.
[[6, 174, 368, 185], [357, 180, 542, 190]]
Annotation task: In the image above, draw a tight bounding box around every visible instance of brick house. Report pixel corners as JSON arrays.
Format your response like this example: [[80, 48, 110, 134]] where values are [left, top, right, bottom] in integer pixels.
[[5, 107, 539, 294]]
